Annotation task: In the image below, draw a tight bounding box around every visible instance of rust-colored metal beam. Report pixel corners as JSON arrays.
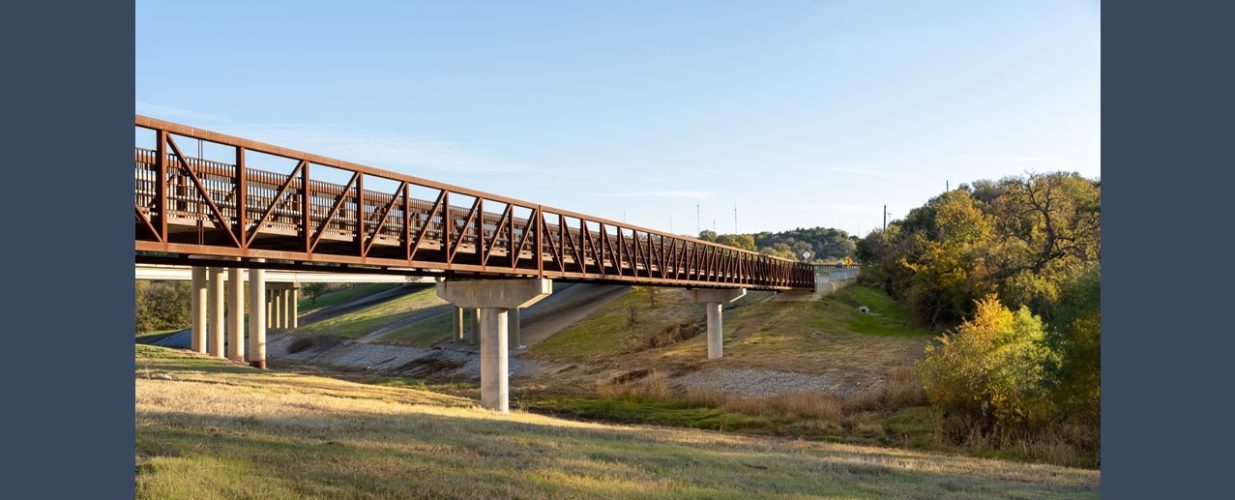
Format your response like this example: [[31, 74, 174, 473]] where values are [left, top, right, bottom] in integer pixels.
[[134, 116, 813, 291]]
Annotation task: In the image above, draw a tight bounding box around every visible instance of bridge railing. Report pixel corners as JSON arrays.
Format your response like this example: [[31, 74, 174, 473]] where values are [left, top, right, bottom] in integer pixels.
[[134, 115, 814, 290]]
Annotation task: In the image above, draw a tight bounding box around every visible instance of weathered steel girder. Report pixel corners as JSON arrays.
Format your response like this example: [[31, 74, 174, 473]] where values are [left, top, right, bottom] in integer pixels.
[[134, 115, 815, 291]]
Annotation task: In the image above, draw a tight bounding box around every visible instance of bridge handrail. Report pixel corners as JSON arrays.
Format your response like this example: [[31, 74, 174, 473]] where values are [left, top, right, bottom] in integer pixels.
[[135, 114, 794, 263]]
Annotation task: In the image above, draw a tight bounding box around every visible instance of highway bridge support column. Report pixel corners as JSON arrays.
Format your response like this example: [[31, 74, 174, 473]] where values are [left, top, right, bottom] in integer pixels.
[[437, 279, 552, 412], [291, 288, 299, 329], [227, 267, 245, 362], [207, 267, 225, 358], [248, 262, 267, 369], [509, 309, 522, 349], [470, 308, 481, 345], [283, 289, 292, 328], [692, 288, 747, 360], [453, 307, 465, 341], [190, 267, 207, 353]]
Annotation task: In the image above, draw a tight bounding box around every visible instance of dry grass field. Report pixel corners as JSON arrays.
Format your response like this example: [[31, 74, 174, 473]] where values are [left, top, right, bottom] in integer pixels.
[[137, 345, 1098, 499]]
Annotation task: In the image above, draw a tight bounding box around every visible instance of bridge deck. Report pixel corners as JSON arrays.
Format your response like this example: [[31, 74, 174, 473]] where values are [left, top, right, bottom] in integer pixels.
[[134, 115, 814, 291]]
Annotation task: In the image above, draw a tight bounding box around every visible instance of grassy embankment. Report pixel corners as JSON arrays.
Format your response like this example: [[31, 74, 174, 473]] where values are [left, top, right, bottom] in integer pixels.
[[136, 344, 1098, 498], [296, 286, 452, 346], [520, 285, 944, 456], [297, 283, 399, 315]]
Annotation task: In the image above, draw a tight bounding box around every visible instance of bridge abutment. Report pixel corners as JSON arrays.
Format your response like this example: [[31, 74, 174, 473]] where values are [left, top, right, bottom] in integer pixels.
[[692, 288, 747, 359], [436, 278, 553, 412]]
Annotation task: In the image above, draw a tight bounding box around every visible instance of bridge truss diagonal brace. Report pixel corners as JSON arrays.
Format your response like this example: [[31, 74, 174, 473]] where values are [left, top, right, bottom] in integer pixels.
[[691, 288, 747, 360], [435, 278, 553, 413]]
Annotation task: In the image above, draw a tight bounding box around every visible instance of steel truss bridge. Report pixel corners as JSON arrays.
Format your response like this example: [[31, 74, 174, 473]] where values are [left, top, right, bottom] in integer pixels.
[[134, 115, 814, 291]]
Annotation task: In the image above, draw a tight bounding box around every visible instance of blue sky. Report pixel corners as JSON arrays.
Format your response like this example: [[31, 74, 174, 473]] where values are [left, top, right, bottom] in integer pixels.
[[136, 0, 1099, 237]]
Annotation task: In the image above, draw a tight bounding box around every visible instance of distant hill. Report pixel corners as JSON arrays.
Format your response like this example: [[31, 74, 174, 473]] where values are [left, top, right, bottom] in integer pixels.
[[697, 226, 858, 262]]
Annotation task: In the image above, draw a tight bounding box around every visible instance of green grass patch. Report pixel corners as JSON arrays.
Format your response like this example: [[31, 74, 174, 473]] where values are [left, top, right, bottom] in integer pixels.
[[298, 283, 398, 313], [529, 288, 668, 358], [525, 394, 775, 433], [812, 285, 924, 336], [882, 406, 936, 449], [297, 286, 441, 339], [378, 309, 463, 347]]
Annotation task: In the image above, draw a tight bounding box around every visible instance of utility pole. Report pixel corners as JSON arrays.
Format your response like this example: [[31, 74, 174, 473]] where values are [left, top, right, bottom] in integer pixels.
[[883, 204, 887, 231], [734, 203, 738, 234], [713, 219, 716, 234], [696, 202, 701, 235], [946, 180, 950, 192]]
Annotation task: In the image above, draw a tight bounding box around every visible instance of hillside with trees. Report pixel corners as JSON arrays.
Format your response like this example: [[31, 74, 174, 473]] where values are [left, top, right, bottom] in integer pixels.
[[856, 171, 1101, 467], [698, 226, 858, 262]]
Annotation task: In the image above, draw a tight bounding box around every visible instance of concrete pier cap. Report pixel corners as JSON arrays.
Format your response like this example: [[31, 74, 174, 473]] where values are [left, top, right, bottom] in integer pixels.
[[691, 288, 747, 304], [691, 287, 747, 360], [435, 278, 552, 413], [435, 278, 553, 309]]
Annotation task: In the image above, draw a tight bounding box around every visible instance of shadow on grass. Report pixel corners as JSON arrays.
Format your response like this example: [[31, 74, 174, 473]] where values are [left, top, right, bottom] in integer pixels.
[[137, 402, 1100, 500]]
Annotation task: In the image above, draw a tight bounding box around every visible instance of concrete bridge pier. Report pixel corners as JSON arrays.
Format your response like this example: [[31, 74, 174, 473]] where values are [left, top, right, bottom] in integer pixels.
[[190, 266, 207, 354], [226, 267, 245, 362], [508, 308, 522, 349], [469, 308, 481, 345], [206, 267, 225, 358], [437, 279, 552, 412], [452, 306, 465, 341], [247, 262, 267, 369], [691, 288, 747, 360]]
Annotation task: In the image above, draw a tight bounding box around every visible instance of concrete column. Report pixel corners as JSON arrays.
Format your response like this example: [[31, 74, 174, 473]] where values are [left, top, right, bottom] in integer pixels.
[[705, 302, 722, 359], [290, 288, 299, 329], [480, 308, 510, 412], [453, 306, 465, 341], [207, 267, 225, 358], [227, 267, 245, 361], [248, 264, 267, 368], [437, 279, 552, 412], [272, 289, 284, 329], [508, 308, 522, 349], [691, 288, 747, 360], [470, 308, 481, 345], [266, 290, 273, 328], [190, 266, 207, 353], [282, 289, 293, 329]]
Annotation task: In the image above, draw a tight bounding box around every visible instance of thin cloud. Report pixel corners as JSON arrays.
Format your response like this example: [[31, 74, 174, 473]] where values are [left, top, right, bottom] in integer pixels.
[[600, 190, 712, 200]]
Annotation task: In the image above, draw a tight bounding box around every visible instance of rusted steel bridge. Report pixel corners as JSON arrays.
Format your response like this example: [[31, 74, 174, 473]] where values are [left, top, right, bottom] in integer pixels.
[[134, 115, 814, 291]]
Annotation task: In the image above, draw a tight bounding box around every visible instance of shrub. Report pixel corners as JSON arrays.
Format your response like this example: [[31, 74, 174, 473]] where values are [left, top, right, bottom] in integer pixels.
[[917, 294, 1057, 441], [135, 280, 191, 334]]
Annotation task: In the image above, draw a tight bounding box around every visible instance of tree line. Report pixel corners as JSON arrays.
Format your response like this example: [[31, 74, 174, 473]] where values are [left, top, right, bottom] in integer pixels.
[[697, 226, 858, 262], [857, 172, 1101, 466]]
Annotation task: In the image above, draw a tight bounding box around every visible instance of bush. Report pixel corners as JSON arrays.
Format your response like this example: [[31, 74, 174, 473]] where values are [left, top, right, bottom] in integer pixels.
[[917, 295, 1057, 441], [135, 280, 191, 334]]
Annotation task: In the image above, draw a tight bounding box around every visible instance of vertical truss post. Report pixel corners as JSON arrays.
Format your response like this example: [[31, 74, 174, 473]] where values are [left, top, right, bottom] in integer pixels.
[[356, 173, 365, 257], [155, 129, 168, 246], [236, 146, 247, 248], [302, 163, 311, 254]]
